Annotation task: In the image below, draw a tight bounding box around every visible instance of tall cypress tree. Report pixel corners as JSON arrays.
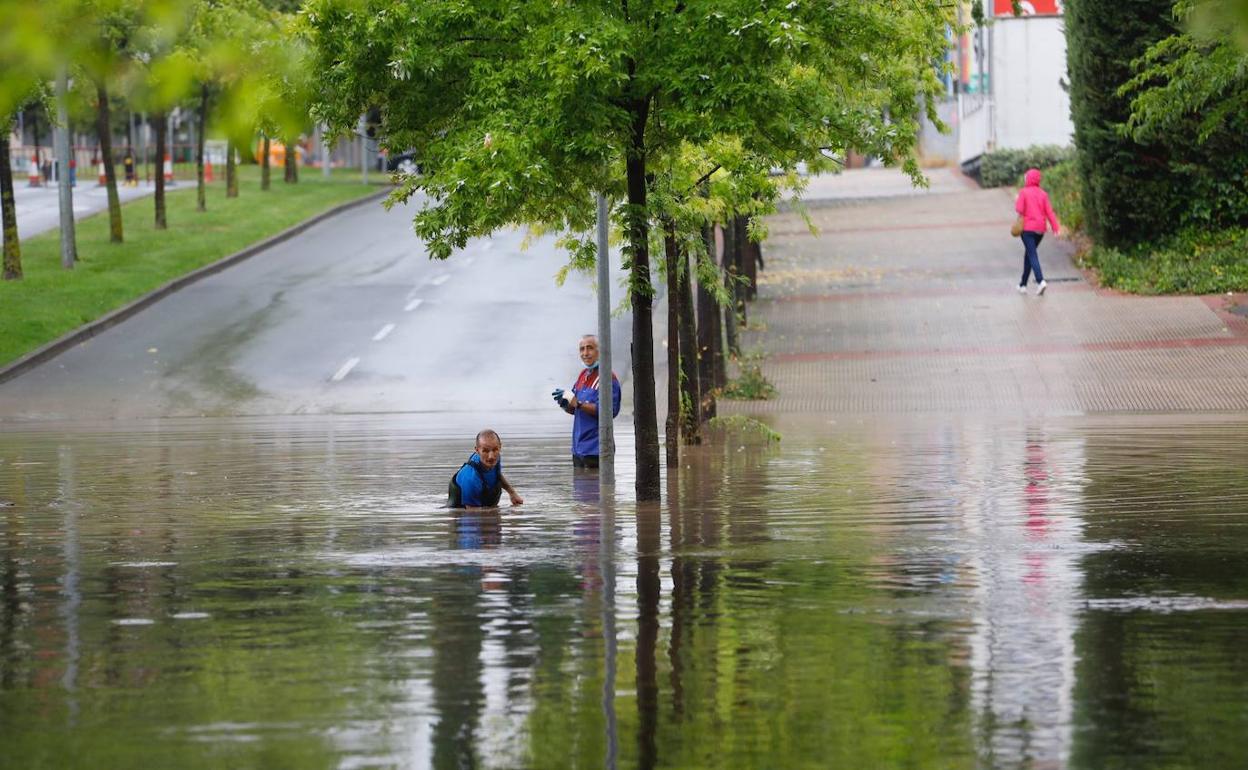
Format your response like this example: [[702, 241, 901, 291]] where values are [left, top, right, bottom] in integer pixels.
[[1065, 0, 1177, 248]]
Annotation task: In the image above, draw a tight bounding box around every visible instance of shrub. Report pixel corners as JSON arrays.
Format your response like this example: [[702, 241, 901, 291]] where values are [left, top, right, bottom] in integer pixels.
[[1066, 0, 1178, 247], [1080, 226, 1248, 294], [979, 145, 1074, 188], [1041, 159, 1084, 233]]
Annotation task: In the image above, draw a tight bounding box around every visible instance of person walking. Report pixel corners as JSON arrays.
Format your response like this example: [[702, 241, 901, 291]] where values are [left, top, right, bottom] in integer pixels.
[[1015, 168, 1061, 296]]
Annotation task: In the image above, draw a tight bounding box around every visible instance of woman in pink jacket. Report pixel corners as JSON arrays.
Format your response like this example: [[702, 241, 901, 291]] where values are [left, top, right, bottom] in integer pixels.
[[1015, 168, 1061, 295]]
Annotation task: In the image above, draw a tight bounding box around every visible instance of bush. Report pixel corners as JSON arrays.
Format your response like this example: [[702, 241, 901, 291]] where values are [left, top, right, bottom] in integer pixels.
[[1080, 226, 1248, 294], [1042, 159, 1085, 233], [979, 145, 1074, 188], [1066, 0, 1178, 247]]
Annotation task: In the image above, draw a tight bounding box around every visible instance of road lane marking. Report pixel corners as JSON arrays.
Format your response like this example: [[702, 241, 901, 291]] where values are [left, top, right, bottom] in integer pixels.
[[431, 274, 450, 286], [404, 298, 424, 312], [331, 357, 360, 382], [372, 324, 396, 341]]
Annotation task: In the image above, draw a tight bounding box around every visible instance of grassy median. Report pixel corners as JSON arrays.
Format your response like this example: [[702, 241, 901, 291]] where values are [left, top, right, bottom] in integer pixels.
[[1, 167, 381, 367]]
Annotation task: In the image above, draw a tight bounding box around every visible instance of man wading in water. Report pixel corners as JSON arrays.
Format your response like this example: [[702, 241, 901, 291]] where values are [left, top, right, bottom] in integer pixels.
[[447, 429, 524, 508], [552, 335, 621, 469]]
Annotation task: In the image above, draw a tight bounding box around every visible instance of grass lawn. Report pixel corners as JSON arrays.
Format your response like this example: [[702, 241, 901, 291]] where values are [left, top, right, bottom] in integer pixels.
[[1, 167, 382, 367]]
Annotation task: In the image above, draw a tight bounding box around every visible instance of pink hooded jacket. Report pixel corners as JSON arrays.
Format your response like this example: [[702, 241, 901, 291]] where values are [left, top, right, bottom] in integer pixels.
[[1015, 168, 1060, 235]]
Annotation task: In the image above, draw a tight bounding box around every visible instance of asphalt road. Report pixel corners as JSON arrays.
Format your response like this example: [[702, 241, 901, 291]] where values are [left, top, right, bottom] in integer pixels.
[[0, 196, 634, 425]]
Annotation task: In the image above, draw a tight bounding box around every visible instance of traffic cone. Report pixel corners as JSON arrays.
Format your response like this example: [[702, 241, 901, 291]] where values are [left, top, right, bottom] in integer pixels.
[[98, 162, 107, 186], [204, 159, 213, 183], [163, 154, 174, 184], [28, 160, 41, 187]]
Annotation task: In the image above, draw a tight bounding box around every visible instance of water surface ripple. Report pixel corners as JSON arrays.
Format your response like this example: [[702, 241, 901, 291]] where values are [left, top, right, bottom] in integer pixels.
[[1, 415, 1246, 768]]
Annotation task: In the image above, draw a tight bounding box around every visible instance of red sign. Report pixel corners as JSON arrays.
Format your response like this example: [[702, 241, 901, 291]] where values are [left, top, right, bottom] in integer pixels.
[[994, 0, 1063, 15]]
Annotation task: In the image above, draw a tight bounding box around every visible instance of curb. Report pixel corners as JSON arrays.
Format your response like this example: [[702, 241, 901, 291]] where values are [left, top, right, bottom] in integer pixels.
[[0, 188, 391, 386]]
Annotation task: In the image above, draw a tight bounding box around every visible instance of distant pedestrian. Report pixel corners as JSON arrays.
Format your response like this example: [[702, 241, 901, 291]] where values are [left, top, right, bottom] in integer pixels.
[[123, 153, 136, 186], [447, 429, 524, 508], [552, 334, 621, 469], [1015, 168, 1061, 295]]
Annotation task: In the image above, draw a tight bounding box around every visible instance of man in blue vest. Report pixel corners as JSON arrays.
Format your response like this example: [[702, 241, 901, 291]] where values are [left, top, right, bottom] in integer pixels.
[[552, 335, 622, 469], [447, 429, 524, 508]]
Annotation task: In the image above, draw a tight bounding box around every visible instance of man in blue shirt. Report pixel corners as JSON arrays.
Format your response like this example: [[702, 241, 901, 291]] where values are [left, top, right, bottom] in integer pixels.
[[447, 429, 524, 508], [552, 335, 622, 469]]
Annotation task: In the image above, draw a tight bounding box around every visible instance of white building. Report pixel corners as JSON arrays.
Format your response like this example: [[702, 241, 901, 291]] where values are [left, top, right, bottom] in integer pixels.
[[956, 0, 1075, 171]]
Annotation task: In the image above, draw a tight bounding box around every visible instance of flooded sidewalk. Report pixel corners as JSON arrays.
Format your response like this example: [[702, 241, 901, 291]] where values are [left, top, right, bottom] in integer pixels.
[[729, 170, 1248, 416]]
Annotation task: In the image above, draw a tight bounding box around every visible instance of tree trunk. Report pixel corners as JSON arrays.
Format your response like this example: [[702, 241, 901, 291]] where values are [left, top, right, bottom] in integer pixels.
[[625, 97, 660, 501], [226, 138, 238, 198], [54, 66, 77, 268], [196, 85, 208, 212], [284, 135, 297, 183], [743, 217, 759, 300], [261, 135, 271, 191], [664, 223, 680, 468], [734, 216, 749, 327], [95, 80, 123, 243], [722, 222, 739, 356], [697, 221, 724, 414], [153, 111, 167, 230], [676, 239, 701, 442], [1, 129, 21, 280]]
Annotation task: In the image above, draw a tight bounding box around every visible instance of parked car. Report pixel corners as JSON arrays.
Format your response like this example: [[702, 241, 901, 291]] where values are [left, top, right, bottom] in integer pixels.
[[381, 151, 421, 174]]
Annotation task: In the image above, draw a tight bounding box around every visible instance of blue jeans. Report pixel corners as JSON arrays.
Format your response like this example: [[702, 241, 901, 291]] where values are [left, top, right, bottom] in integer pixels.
[[1020, 231, 1045, 286]]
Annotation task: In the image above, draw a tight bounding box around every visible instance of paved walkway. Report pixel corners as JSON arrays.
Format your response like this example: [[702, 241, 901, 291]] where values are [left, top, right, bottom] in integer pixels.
[[727, 168, 1248, 415], [13, 179, 156, 239]]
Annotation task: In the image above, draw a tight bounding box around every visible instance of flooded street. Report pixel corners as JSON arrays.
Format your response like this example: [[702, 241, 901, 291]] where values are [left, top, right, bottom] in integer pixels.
[[3, 414, 1246, 768]]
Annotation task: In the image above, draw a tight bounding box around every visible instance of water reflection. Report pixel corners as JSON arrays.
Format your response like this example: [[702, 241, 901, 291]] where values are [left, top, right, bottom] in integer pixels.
[[0, 416, 1246, 767]]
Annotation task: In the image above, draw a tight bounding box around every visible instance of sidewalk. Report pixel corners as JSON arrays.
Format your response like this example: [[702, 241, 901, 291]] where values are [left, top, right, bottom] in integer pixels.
[[14, 179, 157, 239], [726, 168, 1248, 416]]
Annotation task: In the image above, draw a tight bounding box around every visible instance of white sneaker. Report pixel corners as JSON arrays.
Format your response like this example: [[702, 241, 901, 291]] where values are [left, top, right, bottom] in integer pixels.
[[1035, 281, 1047, 296], [1017, 284, 1027, 294]]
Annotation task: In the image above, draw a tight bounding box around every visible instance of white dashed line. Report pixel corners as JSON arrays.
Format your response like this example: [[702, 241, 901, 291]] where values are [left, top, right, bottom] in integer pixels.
[[372, 323, 396, 341], [331, 357, 360, 382], [431, 274, 450, 286], [404, 298, 424, 312]]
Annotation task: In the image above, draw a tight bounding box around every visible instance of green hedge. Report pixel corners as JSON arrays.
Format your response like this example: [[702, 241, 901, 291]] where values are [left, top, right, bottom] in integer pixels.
[[1065, 0, 1177, 248], [1041, 159, 1084, 233], [978, 145, 1073, 188], [1081, 226, 1248, 294]]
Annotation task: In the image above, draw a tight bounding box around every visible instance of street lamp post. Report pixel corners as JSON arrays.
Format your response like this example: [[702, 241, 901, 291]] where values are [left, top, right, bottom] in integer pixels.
[[596, 193, 615, 489]]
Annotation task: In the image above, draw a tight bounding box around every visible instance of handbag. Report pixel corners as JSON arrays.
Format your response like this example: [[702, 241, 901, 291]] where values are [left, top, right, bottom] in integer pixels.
[[1010, 215, 1024, 238]]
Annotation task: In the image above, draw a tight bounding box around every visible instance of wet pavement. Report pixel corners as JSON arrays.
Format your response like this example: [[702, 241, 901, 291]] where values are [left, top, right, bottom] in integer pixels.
[[2, 170, 1248, 768]]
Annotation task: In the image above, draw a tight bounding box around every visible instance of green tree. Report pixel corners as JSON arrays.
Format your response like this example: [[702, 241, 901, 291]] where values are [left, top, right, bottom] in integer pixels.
[[1065, 0, 1177, 247], [1121, 0, 1248, 229], [303, 0, 950, 498]]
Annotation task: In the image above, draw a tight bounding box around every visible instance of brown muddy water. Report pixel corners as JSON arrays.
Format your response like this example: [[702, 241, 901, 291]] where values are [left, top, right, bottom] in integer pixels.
[[1, 413, 1246, 769]]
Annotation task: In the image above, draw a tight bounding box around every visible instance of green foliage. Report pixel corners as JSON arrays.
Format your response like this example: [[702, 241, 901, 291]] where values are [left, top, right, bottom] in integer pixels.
[[1065, 0, 1178, 248], [300, 0, 954, 263], [704, 414, 782, 443], [978, 145, 1074, 188], [1042, 159, 1086, 233], [0, 168, 375, 366], [721, 351, 778, 401], [1119, 1, 1248, 231], [1079, 225, 1248, 294]]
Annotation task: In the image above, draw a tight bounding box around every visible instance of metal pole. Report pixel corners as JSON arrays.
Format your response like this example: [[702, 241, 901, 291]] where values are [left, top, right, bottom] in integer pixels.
[[54, 65, 77, 268], [596, 193, 615, 488], [358, 115, 368, 185], [320, 123, 330, 180]]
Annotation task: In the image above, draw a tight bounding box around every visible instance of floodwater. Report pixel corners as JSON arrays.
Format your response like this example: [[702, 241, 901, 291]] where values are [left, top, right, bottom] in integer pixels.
[[1, 414, 1247, 769]]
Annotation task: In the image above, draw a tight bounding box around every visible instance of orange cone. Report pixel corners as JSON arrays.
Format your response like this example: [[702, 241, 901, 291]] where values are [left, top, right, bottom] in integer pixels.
[[98, 162, 107, 186], [28, 160, 41, 187], [204, 159, 214, 183], [163, 154, 174, 183]]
